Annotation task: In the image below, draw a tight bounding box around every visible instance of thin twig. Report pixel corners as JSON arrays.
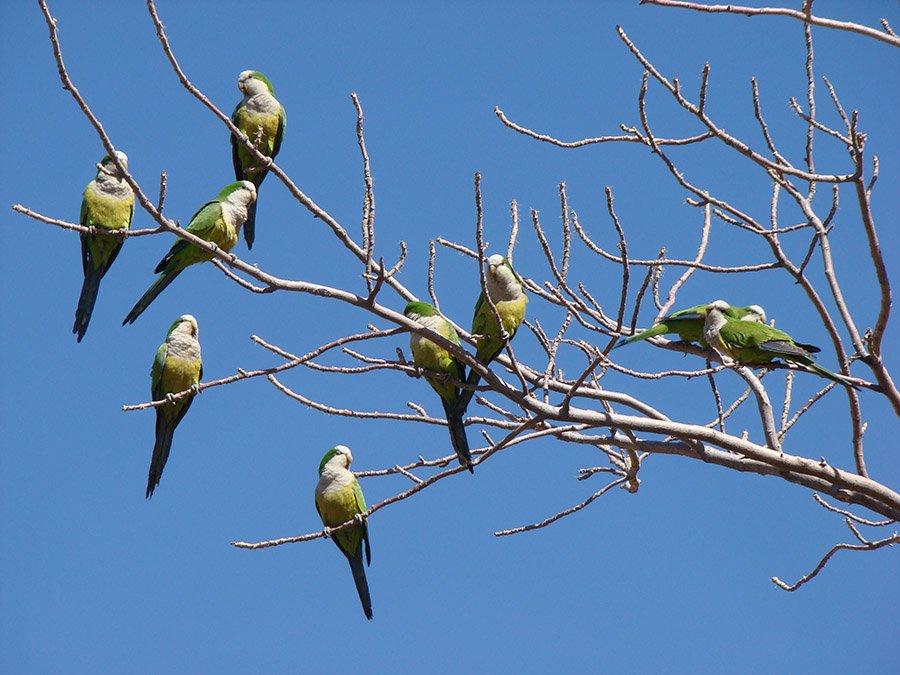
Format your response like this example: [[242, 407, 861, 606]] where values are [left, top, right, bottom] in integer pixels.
[[495, 477, 628, 536], [771, 532, 900, 591]]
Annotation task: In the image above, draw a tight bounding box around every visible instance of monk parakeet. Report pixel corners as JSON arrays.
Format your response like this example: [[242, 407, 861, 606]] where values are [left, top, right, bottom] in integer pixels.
[[231, 70, 286, 250], [315, 445, 373, 620], [147, 315, 202, 498], [457, 254, 527, 413], [404, 301, 473, 472], [613, 303, 767, 349], [73, 151, 134, 341], [123, 181, 256, 325], [703, 300, 857, 389]]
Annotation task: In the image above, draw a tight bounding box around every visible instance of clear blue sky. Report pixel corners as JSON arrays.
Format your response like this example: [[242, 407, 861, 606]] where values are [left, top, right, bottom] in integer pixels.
[[2, 1, 897, 673]]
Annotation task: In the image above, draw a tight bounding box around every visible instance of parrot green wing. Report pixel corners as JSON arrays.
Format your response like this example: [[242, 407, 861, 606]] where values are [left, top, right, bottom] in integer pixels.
[[150, 342, 167, 399], [471, 292, 487, 336], [667, 304, 708, 319], [230, 108, 243, 181], [352, 479, 371, 565], [184, 201, 223, 237], [272, 105, 287, 158], [79, 193, 90, 227], [352, 478, 367, 513], [451, 352, 466, 386], [720, 321, 787, 350], [470, 294, 500, 363], [152, 202, 223, 274]]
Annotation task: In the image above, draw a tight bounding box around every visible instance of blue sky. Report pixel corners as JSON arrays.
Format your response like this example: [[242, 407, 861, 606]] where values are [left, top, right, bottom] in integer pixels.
[[2, 1, 898, 673]]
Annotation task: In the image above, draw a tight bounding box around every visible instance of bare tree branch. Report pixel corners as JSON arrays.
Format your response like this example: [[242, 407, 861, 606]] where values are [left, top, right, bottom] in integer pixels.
[[641, 0, 900, 48]]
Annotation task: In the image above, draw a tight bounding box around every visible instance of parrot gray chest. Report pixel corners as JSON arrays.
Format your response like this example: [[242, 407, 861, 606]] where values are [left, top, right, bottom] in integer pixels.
[[244, 93, 281, 116], [166, 334, 201, 361]]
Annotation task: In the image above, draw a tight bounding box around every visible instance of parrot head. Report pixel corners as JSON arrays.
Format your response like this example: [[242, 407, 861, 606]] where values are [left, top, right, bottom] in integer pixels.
[[487, 254, 505, 279], [706, 299, 731, 315], [97, 151, 129, 179], [217, 180, 257, 206], [166, 314, 199, 340], [486, 254, 523, 289], [238, 70, 275, 96], [404, 301, 440, 321], [318, 445, 353, 475], [742, 304, 767, 323]]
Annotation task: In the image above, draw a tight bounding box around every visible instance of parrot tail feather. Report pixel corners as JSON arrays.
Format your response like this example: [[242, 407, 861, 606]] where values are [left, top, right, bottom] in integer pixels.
[[123, 270, 182, 325], [146, 417, 175, 498], [73, 267, 103, 342], [806, 361, 860, 391], [456, 369, 482, 416], [347, 549, 373, 620], [243, 200, 258, 250], [443, 399, 473, 473], [612, 324, 667, 350]]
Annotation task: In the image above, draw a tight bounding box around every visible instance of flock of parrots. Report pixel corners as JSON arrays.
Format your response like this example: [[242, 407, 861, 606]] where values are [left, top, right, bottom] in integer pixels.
[[68, 70, 858, 621]]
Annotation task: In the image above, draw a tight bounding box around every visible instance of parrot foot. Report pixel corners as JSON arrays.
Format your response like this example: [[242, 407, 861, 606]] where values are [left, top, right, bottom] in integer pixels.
[[322, 526, 332, 538], [190, 383, 200, 396], [165, 392, 176, 405], [352, 513, 366, 526]]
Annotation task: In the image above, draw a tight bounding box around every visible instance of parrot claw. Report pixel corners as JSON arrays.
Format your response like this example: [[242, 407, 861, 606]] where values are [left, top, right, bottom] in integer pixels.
[[190, 384, 200, 396], [165, 392, 176, 404], [352, 513, 365, 526], [322, 526, 332, 538]]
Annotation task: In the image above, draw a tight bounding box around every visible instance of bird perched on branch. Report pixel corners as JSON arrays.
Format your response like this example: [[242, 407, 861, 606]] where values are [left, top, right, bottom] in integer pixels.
[[613, 302, 768, 349], [73, 151, 134, 341], [146, 315, 202, 498], [231, 70, 286, 250], [123, 181, 256, 324], [703, 299, 857, 389], [457, 254, 527, 414], [404, 301, 472, 472], [315, 445, 373, 620]]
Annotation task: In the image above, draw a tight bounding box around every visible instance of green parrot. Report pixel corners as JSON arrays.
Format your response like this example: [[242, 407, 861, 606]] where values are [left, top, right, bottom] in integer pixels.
[[231, 70, 286, 250], [613, 303, 768, 349], [73, 151, 134, 341], [147, 314, 203, 498], [703, 300, 857, 389], [456, 254, 527, 413], [315, 445, 373, 620], [404, 301, 473, 472], [123, 181, 256, 325]]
